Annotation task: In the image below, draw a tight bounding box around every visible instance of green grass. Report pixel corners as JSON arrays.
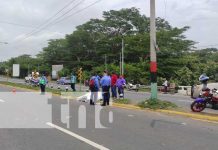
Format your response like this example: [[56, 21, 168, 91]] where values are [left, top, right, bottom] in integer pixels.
[[138, 88, 150, 92], [0, 81, 62, 95], [137, 99, 178, 110], [114, 98, 130, 104]]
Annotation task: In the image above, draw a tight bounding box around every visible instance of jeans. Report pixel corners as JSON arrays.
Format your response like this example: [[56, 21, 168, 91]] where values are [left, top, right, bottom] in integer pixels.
[[118, 86, 124, 98], [90, 89, 98, 104], [71, 83, 76, 91], [40, 84, 46, 93], [111, 85, 117, 98], [102, 86, 110, 105], [164, 86, 167, 93]]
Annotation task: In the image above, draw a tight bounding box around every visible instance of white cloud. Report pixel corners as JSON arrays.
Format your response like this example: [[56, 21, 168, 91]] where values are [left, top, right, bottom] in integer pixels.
[[1, 0, 218, 60]]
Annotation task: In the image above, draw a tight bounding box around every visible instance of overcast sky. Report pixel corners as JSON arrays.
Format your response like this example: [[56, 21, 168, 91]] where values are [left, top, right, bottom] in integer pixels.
[[0, 0, 218, 61]]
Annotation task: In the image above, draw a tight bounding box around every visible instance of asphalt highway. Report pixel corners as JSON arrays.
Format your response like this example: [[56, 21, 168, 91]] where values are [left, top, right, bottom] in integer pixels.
[[0, 85, 218, 150]]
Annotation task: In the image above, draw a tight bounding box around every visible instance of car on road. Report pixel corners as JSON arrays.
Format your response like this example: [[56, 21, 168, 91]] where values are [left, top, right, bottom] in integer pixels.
[[57, 77, 71, 85]]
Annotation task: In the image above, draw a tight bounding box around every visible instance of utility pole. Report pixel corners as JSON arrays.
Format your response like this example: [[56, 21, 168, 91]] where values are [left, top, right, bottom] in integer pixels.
[[105, 54, 107, 71], [120, 53, 122, 75], [77, 68, 82, 92], [37, 64, 39, 73], [150, 0, 157, 100], [27, 63, 29, 75], [122, 38, 124, 75]]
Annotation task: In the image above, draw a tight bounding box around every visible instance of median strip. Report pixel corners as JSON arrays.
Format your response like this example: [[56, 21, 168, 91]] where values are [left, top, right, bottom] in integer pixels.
[[112, 103, 218, 123]]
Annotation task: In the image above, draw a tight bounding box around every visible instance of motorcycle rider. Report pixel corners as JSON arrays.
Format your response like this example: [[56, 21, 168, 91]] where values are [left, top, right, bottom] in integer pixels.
[[162, 79, 168, 93], [199, 74, 209, 91]]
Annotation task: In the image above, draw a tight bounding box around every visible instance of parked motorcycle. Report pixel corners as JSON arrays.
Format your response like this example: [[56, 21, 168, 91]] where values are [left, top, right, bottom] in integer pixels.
[[127, 82, 140, 92], [30, 78, 39, 86], [191, 88, 218, 112]]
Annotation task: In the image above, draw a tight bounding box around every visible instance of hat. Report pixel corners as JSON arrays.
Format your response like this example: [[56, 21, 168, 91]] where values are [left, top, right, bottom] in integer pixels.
[[199, 74, 209, 82]]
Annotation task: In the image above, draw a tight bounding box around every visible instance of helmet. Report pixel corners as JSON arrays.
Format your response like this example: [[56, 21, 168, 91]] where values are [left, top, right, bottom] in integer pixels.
[[199, 74, 209, 82]]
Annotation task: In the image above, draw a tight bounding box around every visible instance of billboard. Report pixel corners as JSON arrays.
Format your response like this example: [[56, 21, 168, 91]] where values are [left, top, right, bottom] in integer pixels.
[[52, 65, 63, 79], [13, 64, 20, 77]]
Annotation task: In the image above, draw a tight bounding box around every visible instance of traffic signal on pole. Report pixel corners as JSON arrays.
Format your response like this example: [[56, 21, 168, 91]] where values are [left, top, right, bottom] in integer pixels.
[[77, 68, 83, 81]]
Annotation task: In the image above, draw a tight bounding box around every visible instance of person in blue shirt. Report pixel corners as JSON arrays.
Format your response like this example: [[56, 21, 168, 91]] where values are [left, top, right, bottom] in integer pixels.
[[89, 73, 100, 105], [39, 73, 48, 94], [70, 72, 76, 91], [100, 71, 111, 106]]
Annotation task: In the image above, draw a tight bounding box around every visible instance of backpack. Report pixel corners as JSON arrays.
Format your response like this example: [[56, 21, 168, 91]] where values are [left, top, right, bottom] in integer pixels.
[[71, 76, 76, 83], [39, 77, 46, 85], [89, 78, 95, 89]]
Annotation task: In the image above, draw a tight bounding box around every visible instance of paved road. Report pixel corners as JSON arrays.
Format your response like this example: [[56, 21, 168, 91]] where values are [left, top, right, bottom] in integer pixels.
[[1, 76, 217, 114], [0, 85, 218, 150]]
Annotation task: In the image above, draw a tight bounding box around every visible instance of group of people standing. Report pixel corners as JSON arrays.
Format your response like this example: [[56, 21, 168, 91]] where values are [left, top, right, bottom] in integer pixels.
[[38, 70, 126, 107], [89, 71, 126, 106]]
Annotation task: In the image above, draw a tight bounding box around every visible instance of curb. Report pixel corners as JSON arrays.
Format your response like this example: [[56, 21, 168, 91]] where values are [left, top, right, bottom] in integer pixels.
[[112, 103, 218, 123]]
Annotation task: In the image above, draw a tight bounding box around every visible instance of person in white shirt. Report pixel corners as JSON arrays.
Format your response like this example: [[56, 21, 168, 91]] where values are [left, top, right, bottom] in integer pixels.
[[163, 79, 168, 93]]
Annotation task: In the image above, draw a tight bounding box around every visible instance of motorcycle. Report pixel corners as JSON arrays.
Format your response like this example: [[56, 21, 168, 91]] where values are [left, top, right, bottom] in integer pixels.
[[127, 82, 140, 92], [191, 88, 218, 112], [30, 78, 39, 86]]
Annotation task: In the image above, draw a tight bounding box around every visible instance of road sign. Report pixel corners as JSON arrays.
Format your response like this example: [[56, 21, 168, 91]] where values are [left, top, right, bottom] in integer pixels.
[[77, 68, 83, 91], [77, 68, 83, 81], [13, 64, 20, 77]]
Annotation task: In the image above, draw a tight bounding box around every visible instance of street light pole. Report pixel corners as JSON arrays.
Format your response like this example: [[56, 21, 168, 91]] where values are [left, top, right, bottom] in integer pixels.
[[28, 63, 29, 75], [150, 0, 157, 100], [122, 38, 124, 75], [120, 52, 122, 75], [104, 54, 107, 71]]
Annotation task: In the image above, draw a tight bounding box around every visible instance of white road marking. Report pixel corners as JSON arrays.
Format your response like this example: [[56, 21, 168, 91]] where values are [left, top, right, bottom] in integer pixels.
[[181, 122, 187, 126], [46, 122, 110, 150], [174, 99, 193, 103], [0, 99, 5, 102]]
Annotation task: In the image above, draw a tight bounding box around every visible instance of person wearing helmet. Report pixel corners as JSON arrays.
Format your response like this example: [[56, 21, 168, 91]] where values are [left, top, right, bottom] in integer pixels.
[[199, 74, 209, 91]]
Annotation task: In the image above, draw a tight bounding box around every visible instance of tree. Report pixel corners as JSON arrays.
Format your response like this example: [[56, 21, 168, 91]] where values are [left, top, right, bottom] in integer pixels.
[[3, 7, 208, 85]]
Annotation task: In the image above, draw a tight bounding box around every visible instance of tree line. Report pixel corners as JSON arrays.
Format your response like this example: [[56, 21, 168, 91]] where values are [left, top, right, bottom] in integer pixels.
[[1, 7, 218, 86]]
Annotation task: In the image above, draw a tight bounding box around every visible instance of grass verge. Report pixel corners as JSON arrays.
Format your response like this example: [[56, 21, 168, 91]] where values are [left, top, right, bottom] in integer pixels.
[[138, 88, 150, 92], [114, 98, 130, 104], [138, 99, 178, 110], [0, 81, 62, 95]]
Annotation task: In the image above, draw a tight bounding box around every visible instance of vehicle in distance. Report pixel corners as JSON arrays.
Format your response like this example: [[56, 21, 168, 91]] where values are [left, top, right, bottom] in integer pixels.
[[57, 77, 71, 85]]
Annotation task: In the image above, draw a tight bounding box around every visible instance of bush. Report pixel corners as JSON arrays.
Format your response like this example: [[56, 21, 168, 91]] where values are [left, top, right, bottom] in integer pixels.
[[58, 68, 70, 77], [138, 99, 177, 110]]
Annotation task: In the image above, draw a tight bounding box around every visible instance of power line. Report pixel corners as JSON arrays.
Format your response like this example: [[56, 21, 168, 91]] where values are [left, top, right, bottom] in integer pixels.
[[25, 0, 78, 36], [18, 0, 103, 42], [164, 0, 167, 20], [16, 0, 80, 42], [196, 44, 218, 48], [20, 0, 85, 41], [0, 21, 37, 29], [52, 0, 103, 25]]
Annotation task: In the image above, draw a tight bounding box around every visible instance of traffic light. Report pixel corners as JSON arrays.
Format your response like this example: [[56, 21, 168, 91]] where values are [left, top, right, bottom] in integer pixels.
[[77, 68, 83, 81]]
